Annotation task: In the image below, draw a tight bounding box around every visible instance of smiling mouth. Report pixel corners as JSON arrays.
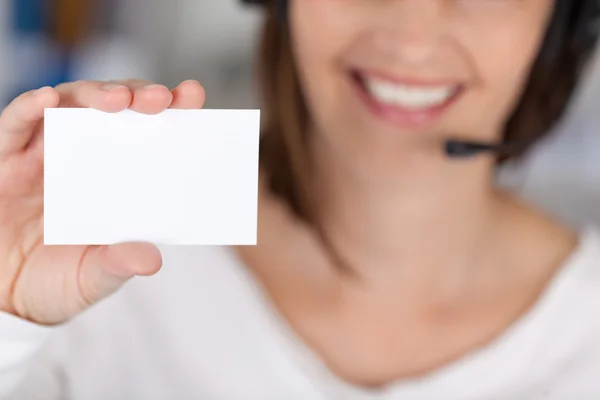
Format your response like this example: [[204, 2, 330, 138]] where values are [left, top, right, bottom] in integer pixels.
[[350, 70, 464, 128]]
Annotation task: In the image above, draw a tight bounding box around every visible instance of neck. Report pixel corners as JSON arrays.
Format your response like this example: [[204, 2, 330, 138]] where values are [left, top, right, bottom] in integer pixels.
[[313, 142, 503, 296]]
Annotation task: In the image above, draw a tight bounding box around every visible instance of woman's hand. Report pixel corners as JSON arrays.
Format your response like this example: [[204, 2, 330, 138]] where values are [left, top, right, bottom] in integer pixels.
[[0, 79, 206, 325]]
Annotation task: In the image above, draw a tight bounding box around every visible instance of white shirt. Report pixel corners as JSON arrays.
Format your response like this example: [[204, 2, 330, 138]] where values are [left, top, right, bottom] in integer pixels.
[[1, 226, 600, 400]]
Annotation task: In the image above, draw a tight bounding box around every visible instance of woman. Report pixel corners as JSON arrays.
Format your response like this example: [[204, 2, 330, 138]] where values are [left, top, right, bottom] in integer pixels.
[[1, 0, 600, 398]]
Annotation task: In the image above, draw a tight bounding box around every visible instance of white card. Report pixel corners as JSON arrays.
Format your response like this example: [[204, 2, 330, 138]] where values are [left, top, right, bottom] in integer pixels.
[[43, 108, 260, 245]]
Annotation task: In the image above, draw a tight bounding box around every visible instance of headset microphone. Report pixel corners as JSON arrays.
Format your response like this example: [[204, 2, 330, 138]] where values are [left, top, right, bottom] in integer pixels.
[[443, 139, 519, 159]]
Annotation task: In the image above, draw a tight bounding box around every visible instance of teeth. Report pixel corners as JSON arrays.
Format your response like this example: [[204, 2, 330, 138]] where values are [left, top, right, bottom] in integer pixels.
[[364, 78, 456, 109]]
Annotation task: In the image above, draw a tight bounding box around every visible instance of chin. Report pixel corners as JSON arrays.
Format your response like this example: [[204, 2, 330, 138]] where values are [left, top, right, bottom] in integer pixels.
[[315, 129, 443, 187]]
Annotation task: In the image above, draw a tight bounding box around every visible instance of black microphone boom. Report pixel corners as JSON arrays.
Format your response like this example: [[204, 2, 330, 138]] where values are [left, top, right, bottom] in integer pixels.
[[443, 139, 516, 158]]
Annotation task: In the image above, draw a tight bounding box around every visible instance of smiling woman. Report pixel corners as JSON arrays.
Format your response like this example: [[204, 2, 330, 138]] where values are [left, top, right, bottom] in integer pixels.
[[257, 0, 599, 221], [1, 0, 600, 399]]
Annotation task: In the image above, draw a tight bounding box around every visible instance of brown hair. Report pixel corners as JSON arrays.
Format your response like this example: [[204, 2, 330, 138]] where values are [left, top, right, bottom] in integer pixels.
[[256, 0, 599, 228]]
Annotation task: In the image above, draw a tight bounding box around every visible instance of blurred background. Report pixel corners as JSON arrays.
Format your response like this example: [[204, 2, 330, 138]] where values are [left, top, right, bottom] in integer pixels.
[[0, 0, 598, 228], [0, 0, 263, 107]]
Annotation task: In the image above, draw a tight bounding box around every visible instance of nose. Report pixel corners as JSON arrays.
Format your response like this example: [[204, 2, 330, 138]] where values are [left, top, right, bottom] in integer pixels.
[[374, 0, 445, 64]]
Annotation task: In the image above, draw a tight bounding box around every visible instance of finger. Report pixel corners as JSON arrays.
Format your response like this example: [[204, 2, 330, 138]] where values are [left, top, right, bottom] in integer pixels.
[[57, 79, 173, 115], [0, 87, 59, 158], [78, 242, 162, 306], [113, 79, 173, 115], [113, 78, 155, 89], [129, 83, 174, 115], [55, 80, 133, 112], [170, 80, 206, 109]]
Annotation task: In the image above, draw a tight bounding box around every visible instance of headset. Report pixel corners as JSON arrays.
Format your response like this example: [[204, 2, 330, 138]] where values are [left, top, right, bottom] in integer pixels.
[[241, 0, 600, 159]]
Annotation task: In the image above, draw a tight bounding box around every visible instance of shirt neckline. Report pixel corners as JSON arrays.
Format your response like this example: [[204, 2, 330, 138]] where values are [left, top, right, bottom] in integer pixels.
[[225, 226, 600, 399]]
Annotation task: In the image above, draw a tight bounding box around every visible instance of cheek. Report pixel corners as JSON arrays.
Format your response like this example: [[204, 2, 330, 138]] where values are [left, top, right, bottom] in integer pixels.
[[464, 27, 549, 135], [290, 12, 348, 129]]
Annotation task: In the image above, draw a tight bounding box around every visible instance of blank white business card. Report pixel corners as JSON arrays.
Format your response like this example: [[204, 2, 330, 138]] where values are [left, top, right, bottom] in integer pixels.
[[43, 108, 260, 245]]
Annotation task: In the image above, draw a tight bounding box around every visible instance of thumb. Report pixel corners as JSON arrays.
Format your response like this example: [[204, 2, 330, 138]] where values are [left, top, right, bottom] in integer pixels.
[[78, 242, 162, 305]]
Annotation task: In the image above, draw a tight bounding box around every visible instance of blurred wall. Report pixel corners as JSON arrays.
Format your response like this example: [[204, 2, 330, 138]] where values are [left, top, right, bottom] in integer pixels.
[[0, 0, 160, 106], [0, 0, 263, 108], [139, 0, 263, 108], [0, 0, 16, 104]]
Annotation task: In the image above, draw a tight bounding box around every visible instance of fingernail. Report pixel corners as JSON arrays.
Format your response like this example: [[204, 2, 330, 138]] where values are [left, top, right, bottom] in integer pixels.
[[34, 86, 52, 97], [102, 83, 126, 91], [143, 84, 165, 90]]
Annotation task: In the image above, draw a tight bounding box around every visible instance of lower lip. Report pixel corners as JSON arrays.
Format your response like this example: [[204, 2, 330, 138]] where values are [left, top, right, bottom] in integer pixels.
[[350, 72, 462, 130]]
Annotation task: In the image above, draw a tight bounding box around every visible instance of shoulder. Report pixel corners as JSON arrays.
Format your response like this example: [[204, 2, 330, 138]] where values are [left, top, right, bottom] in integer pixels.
[[546, 225, 600, 339], [566, 225, 600, 287]]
